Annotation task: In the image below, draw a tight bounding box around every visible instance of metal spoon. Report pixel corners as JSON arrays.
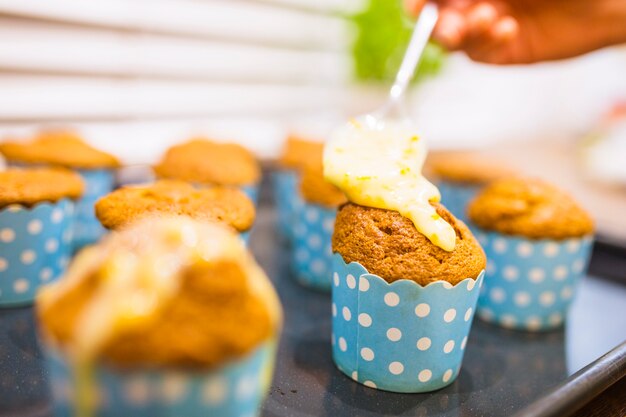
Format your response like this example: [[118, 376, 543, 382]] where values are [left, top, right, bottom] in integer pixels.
[[359, 2, 439, 128]]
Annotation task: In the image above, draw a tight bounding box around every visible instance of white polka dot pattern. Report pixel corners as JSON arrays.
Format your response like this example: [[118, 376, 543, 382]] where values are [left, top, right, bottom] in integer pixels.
[[331, 253, 484, 393], [0, 198, 75, 306], [72, 169, 115, 250], [46, 340, 274, 416], [291, 202, 336, 291], [476, 231, 593, 331], [272, 170, 299, 240]]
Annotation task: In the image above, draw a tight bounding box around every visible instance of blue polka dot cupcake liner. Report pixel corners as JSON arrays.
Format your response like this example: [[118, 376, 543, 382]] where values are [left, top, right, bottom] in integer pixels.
[[291, 202, 336, 291], [474, 229, 594, 331], [73, 169, 116, 250], [435, 180, 480, 223], [45, 341, 276, 417], [331, 253, 484, 393], [271, 170, 300, 241], [0, 199, 75, 307]]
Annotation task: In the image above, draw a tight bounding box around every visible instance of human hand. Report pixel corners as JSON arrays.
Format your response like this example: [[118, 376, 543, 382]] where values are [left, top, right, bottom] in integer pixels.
[[406, 0, 626, 64]]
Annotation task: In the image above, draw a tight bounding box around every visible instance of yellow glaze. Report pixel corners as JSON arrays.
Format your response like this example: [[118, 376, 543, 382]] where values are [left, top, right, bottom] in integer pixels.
[[323, 118, 456, 251]]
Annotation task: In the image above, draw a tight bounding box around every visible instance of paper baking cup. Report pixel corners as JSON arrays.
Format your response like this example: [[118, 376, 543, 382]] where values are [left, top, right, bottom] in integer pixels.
[[73, 169, 116, 250], [474, 230, 593, 331], [291, 202, 335, 291], [331, 253, 484, 393], [45, 341, 276, 417], [0, 199, 74, 307], [435, 180, 480, 223], [271, 170, 300, 241]]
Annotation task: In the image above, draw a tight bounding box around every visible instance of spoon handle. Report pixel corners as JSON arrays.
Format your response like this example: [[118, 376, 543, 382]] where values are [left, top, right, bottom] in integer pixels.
[[388, 3, 439, 103]]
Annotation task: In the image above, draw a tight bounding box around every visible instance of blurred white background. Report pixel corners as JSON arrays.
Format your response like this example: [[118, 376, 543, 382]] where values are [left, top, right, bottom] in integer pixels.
[[0, 0, 624, 164]]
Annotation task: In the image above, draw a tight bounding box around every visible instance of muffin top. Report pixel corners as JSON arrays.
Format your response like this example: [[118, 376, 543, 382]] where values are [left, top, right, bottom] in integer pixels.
[[0, 131, 120, 169], [333, 203, 486, 285], [37, 217, 281, 369], [468, 177, 594, 239], [154, 139, 261, 186], [426, 151, 517, 185], [0, 168, 84, 208], [278, 135, 324, 171], [300, 163, 347, 208], [95, 180, 255, 232]]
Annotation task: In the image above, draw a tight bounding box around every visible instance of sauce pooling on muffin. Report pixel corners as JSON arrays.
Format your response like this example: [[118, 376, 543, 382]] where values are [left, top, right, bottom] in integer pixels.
[[323, 119, 456, 251]]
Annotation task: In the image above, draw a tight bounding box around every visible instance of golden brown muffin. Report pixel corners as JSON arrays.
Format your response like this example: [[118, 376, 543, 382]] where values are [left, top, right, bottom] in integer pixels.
[[277, 135, 324, 171], [37, 217, 281, 369], [333, 203, 486, 285], [154, 139, 261, 186], [0, 168, 84, 208], [300, 163, 347, 208], [426, 151, 517, 185], [468, 177, 594, 239], [0, 131, 120, 169], [95, 180, 255, 232]]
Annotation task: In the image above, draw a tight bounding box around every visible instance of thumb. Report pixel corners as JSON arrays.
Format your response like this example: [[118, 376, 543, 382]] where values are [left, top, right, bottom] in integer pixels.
[[404, 0, 428, 16]]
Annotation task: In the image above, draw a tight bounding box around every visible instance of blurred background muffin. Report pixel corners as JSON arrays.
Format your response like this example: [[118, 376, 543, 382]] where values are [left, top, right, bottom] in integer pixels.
[[291, 163, 346, 290], [0, 131, 119, 249], [468, 177, 594, 331], [0, 168, 83, 307], [37, 217, 281, 417], [272, 135, 325, 242], [95, 180, 255, 241], [425, 151, 518, 223], [154, 138, 261, 203]]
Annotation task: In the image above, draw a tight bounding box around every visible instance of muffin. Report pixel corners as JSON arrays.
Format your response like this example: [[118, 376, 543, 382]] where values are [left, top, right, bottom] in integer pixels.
[[272, 136, 325, 241], [426, 151, 517, 222], [0, 168, 83, 306], [291, 163, 346, 290], [468, 177, 594, 331], [0, 130, 120, 249], [95, 180, 255, 241], [331, 203, 485, 392], [154, 139, 261, 203], [37, 217, 281, 417]]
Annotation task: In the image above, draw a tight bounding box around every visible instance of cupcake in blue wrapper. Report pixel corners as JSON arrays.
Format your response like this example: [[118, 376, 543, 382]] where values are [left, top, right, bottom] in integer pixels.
[[0, 131, 120, 249], [426, 151, 517, 223], [36, 217, 281, 417], [94, 180, 255, 244], [468, 177, 595, 331], [291, 164, 346, 291], [0, 168, 83, 307], [272, 136, 325, 241], [154, 138, 261, 205], [331, 203, 486, 392]]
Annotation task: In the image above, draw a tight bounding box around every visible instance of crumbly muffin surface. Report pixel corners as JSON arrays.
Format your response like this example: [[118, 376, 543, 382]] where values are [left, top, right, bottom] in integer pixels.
[[0, 131, 120, 169], [332, 203, 486, 285], [426, 151, 517, 185], [468, 177, 594, 239], [154, 139, 260, 186], [277, 136, 324, 171], [0, 168, 84, 208], [95, 180, 255, 231], [300, 163, 346, 208]]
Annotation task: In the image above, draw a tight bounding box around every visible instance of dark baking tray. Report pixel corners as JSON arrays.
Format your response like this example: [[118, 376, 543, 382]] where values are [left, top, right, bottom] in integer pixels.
[[1, 178, 625, 417]]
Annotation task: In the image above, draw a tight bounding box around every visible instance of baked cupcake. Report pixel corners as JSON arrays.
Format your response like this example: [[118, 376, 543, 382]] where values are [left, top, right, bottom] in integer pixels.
[[154, 139, 261, 203], [323, 120, 486, 392], [0, 131, 120, 249], [272, 136, 324, 241], [426, 151, 517, 222], [95, 180, 255, 242], [291, 163, 346, 290], [37, 217, 281, 417], [0, 168, 83, 306], [468, 177, 594, 331]]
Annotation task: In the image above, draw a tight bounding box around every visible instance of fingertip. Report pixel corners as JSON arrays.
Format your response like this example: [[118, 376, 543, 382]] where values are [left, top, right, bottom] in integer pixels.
[[491, 16, 518, 41], [467, 2, 498, 29], [435, 10, 467, 49]]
